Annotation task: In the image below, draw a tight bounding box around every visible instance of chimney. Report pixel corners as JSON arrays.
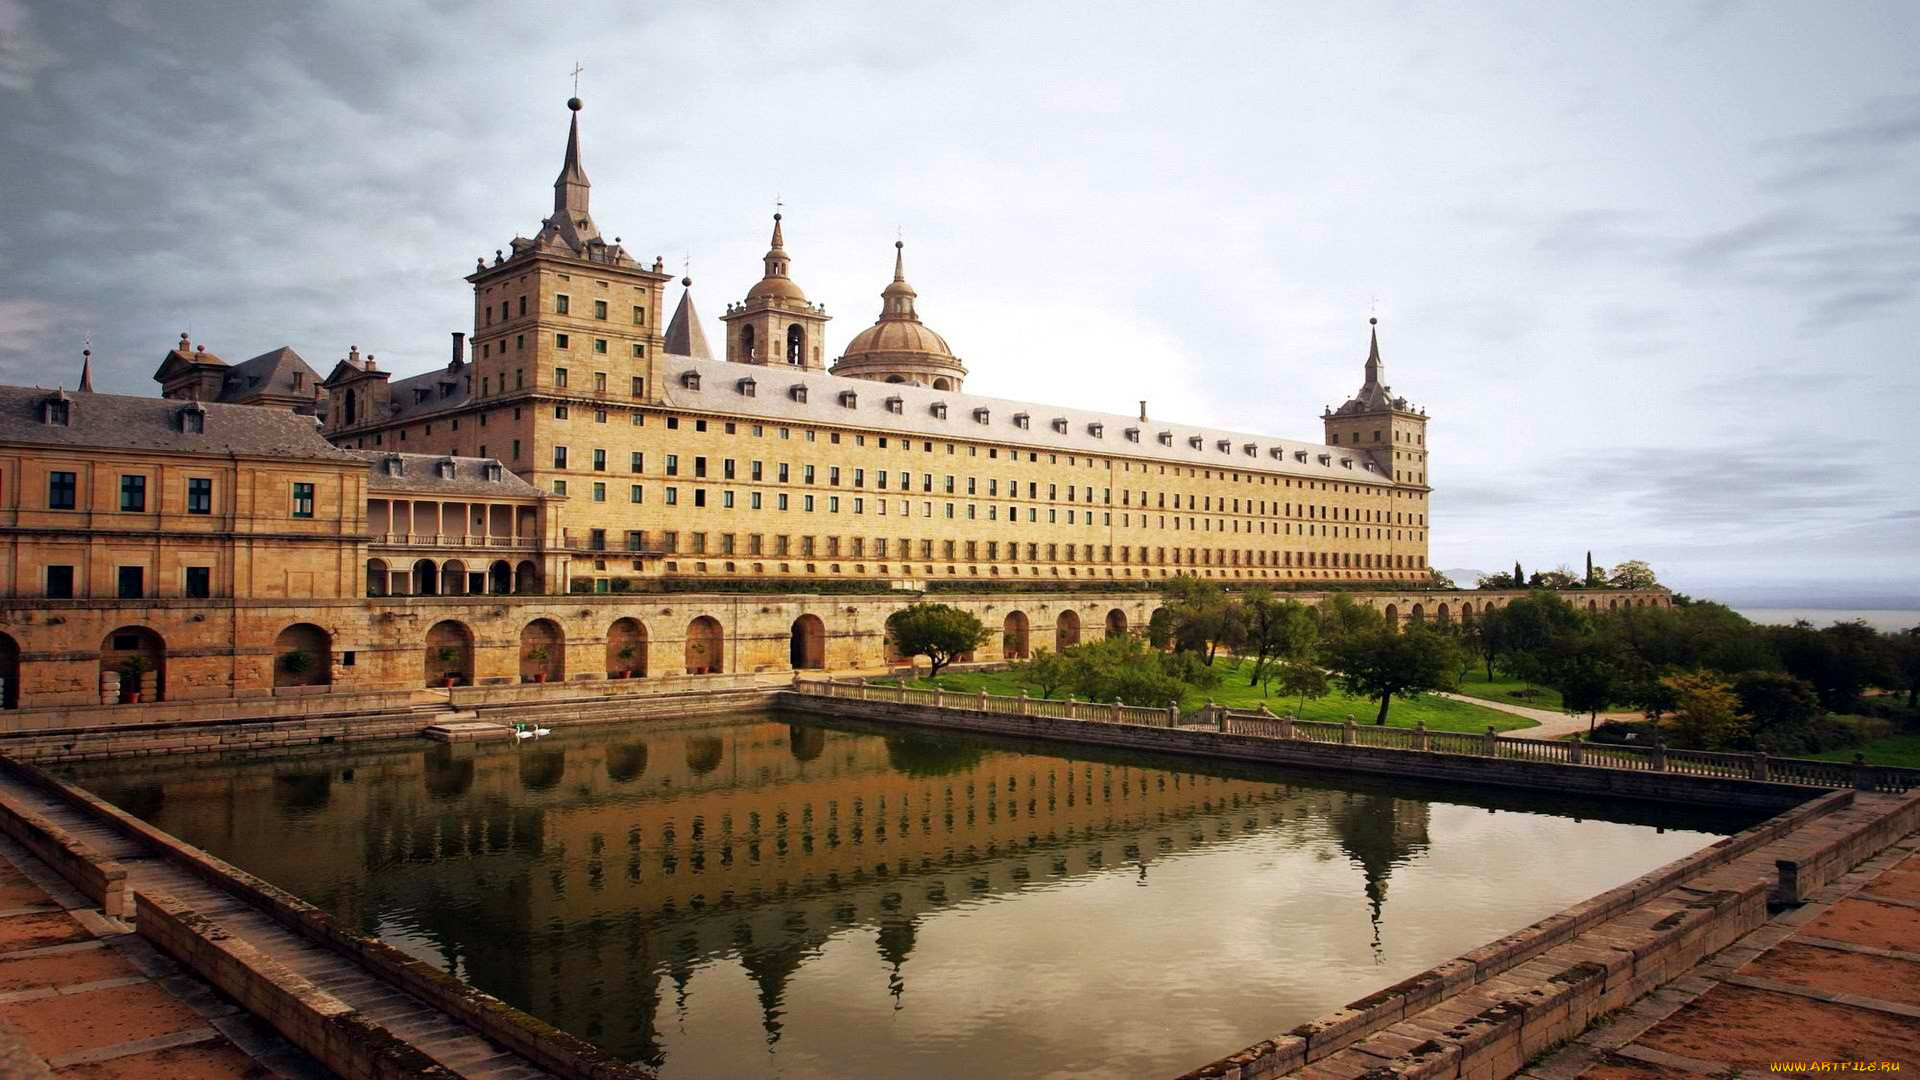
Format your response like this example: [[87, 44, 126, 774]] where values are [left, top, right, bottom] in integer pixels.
[[451, 332, 466, 369], [1138, 400, 1148, 422]]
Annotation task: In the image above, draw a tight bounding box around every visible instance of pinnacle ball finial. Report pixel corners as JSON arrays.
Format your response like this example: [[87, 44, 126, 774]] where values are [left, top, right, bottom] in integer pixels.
[[773, 212, 782, 221], [895, 240, 903, 250], [1369, 317, 1378, 325], [567, 97, 583, 112], [681, 276, 692, 287]]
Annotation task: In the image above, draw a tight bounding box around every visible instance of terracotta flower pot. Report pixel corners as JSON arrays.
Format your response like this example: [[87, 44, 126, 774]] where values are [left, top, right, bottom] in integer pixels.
[[534, 672, 547, 683], [442, 676, 456, 688], [126, 692, 142, 704]]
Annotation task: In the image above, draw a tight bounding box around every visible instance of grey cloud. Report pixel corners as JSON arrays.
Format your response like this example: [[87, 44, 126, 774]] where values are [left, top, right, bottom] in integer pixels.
[[0, 0, 59, 91], [1759, 93, 1920, 191]]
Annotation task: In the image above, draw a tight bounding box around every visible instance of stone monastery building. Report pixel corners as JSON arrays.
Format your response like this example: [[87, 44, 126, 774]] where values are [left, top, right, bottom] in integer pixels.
[[319, 98, 1433, 592], [0, 97, 1574, 715]]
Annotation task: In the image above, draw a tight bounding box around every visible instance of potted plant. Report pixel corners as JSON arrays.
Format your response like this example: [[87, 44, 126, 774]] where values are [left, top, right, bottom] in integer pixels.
[[614, 644, 636, 677], [119, 656, 152, 704], [434, 646, 460, 687], [280, 649, 313, 676], [526, 646, 550, 682]]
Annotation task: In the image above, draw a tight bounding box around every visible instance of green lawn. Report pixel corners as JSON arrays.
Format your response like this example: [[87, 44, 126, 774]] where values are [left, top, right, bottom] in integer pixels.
[[897, 658, 1535, 733], [1450, 669, 1567, 712], [1810, 734, 1920, 769]]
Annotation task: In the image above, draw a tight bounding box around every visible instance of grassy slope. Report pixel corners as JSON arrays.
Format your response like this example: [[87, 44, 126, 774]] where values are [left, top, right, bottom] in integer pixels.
[[1450, 669, 1568, 712], [900, 658, 1535, 733], [1810, 732, 1920, 769]]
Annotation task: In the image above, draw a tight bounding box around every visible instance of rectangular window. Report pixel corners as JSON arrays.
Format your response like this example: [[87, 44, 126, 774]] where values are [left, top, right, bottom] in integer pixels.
[[184, 566, 211, 599], [631, 452, 644, 472], [630, 484, 643, 503], [594, 338, 608, 354], [554, 446, 569, 468], [593, 299, 608, 320], [555, 334, 570, 351], [556, 294, 571, 314], [555, 367, 569, 386], [48, 471, 76, 510], [187, 477, 212, 514], [116, 565, 144, 599], [119, 474, 146, 512], [631, 375, 645, 396], [665, 454, 679, 476], [665, 487, 678, 505], [593, 449, 606, 471], [593, 482, 606, 502], [45, 565, 74, 599], [291, 482, 315, 518], [633, 305, 645, 324]]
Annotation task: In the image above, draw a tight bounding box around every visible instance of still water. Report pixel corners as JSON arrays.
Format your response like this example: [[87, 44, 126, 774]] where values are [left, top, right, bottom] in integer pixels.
[[60, 714, 1758, 1079]]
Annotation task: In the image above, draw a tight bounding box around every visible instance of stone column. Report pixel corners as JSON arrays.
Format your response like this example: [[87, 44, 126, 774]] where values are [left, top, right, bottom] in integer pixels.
[[1650, 739, 1667, 772], [1166, 705, 1179, 728], [1750, 751, 1768, 781], [979, 690, 989, 713], [1569, 734, 1583, 764], [1413, 721, 1429, 752], [1483, 725, 1498, 756], [1343, 717, 1356, 744]]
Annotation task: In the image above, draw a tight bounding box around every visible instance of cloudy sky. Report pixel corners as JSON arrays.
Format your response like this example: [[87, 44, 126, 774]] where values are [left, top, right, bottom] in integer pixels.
[[2, 1, 1915, 598]]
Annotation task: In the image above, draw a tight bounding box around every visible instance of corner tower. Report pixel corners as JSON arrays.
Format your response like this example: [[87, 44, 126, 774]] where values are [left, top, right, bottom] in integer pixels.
[[830, 241, 967, 390], [1324, 318, 1429, 488], [721, 214, 830, 369], [462, 97, 673, 410]]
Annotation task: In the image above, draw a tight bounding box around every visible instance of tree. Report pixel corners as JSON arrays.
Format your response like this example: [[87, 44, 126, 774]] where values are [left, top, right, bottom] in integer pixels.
[[1428, 567, 1457, 589], [1531, 631, 1628, 731], [1161, 576, 1241, 664], [1607, 560, 1658, 590], [886, 603, 988, 680], [1586, 551, 1600, 587], [1476, 570, 1517, 589], [1499, 593, 1588, 686], [1658, 672, 1749, 750], [1323, 625, 1462, 724], [1473, 603, 1511, 680], [1016, 649, 1069, 699], [1239, 590, 1318, 687], [1770, 619, 1880, 711], [1311, 593, 1384, 651], [1514, 560, 1525, 587], [1529, 566, 1579, 590], [1272, 660, 1330, 718], [1731, 671, 1824, 754], [1890, 628, 1920, 709], [1058, 635, 1195, 708]]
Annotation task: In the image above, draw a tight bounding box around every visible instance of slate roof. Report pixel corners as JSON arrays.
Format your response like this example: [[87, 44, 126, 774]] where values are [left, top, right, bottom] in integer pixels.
[[381, 363, 472, 424], [656, 355, 1391, 483], [0, 385, 357, 461], [218, 346, 324, 407], [353, 451, 549, 499], [663, 285, 713, 361]]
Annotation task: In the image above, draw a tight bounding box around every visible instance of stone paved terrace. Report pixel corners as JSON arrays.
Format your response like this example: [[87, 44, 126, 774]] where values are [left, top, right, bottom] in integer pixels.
[[0, 764, 616, 1080], [1524, 830, 1920, 1078], [0, 832, 327, 1079]]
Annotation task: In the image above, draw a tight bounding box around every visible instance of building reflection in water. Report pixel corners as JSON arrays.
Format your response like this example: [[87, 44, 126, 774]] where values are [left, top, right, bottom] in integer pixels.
[[67, 714, 1741, 1077]]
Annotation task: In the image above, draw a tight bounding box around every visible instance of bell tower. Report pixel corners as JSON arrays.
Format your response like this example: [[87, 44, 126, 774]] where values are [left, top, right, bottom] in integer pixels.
[[721, 213, 831, 369]]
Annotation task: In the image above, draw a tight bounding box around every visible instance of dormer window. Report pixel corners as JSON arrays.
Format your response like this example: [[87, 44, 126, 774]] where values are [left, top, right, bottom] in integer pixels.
[[1317, 453, 1332, 466], [789, 384, 807, 403], [1364, 461, 1376, 472], [680, 371, 701, 390], [1087, 423, 1103, 438], [839, 390, 858, 408], [384, 455, 404, 477], [1294, 450, 1308, 462], [1213, 439, 1229, 453], [178, 405, 205, 433], [930, 402, 948, 419], [1243, 443, 1257, 456], [1124, 427, 1139, 442], [486, 462, 503, 481], [1157, 431, 1172, 446], [1051, 417, 1069, 434], [887, 396, 904, 415], [1013, 412, 1030, 429], [1269, 447, 1285, 459], [737, 377, 756, 396], [292, 372, 304, 391], [1187, 435, 1203, 449], [413, 388, 430, 404], [973, 407, 991, 424], [1340, 457, 1353, 469], [42, 398, 69, 426], [437, 459, 457, 479]]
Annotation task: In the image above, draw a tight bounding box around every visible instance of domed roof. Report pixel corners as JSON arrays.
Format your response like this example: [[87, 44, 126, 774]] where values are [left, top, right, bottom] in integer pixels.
[[841, 318, 953, 360], [746, 275, 808, 303]]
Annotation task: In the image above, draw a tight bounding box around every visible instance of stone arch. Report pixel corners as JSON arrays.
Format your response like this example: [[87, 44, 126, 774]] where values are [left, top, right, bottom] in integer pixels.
[[520, 618, 564, 682], [1055, 609, 1081, 652], [102, 626, 165, 703], [488, 560, 512, 595], [272, 623, 331, 688], [0, 631, 18, 709], [1384, 603, 1400, 633], [789, 614, 825, 670], [1435, 603, 1452, 626], [685, 615, 724, 674], [365, 558, 389, 597], [932, 377, 952, 391], [786, 324, 804, 365], [885, 374, 905, 383], [440, 559, 468, 596], [514, 560, 540, 594], [1608, 598, 1618, 610], [740, 323, 756, 360], [1460, 601, 1475, 625], [425, 620, 472, 687], [1105, 608, 1128, 638], [607, 618, 647, 678], [1588, 599, 1598, 611], [1410, 603, 1426, 627], [411, 558, 438, 596], [1003, 611, 1030, 659]]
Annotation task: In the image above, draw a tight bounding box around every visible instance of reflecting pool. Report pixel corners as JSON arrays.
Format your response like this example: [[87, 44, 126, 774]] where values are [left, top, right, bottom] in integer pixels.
[[61, 714, 1761, 1079]]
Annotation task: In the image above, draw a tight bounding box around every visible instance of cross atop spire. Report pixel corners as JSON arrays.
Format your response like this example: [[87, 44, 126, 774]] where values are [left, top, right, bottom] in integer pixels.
[[1364, 316, 1383, 388]]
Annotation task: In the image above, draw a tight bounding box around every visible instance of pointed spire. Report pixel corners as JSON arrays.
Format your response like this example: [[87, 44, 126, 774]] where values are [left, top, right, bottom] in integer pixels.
[[1364, 317, 1383, 387], [769, 212, 785, 253], [664, 277, 714, 361], [880, 240, 918, 318], [553, 97, 590, 217], [78, 348, 94, 393], [892, 239, 906, 282]]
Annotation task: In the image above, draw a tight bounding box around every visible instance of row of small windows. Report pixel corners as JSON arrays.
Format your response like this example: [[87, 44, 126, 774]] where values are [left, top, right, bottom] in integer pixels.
[[480, 291, 647, 327], [37, 564, 214, 600], [36, 472, 311, 518]]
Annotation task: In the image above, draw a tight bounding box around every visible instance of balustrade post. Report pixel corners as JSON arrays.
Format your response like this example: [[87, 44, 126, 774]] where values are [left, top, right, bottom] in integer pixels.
[[1413, 720, 1429, 752], [1750, 751, 1768, 782], [1483, 725, 1498, 757], [1020, 691, 1031, 717], [1277, 714, 1293, 739], [1342, 717, 1355, 745], [1166, 705, 1179, 729], [822, 676, 834, 698], [979, 690, 989, 713], [1110, 702, 1122, 724], [934, 687, 944, 709], [1651, 738, 1667, 772], [1853, 753, 1873, 791], [895, 683, 906, 705], [1066, 695, 1077, 720], [1206, 701, 1218, 733], [1569, 734, 1583, 765]]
